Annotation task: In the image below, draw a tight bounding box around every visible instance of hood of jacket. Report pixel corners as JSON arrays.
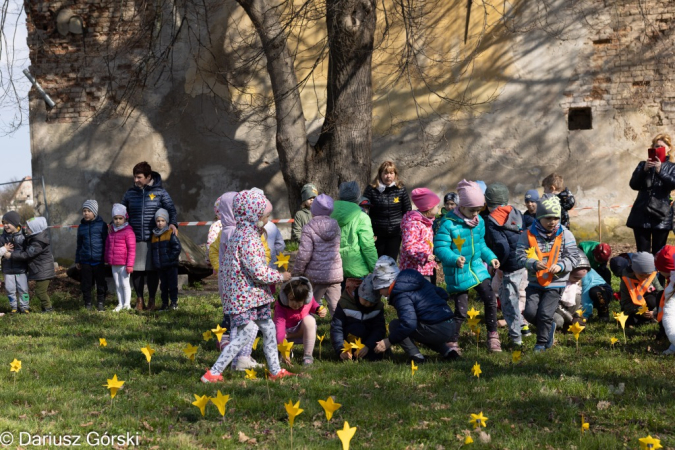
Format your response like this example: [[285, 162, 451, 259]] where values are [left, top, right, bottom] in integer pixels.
[[403, 210, 433, 227], [306, 215, 340, 241], [278, 276, 314, 306], [488, 206, 522, 232], [218, 191, 237, 240], [331, 200, 362, 227], [27, 217, 48, 236], [234, 190, 266, 225]]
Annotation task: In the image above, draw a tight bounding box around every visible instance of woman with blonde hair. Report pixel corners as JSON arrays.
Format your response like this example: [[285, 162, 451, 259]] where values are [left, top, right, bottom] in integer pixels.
[[362, 161, 412, 260], [626, 133, 675, 254]]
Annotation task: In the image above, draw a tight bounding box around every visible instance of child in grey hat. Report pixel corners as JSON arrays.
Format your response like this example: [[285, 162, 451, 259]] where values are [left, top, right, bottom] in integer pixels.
[[619, 251, 663, 326], [291, 183, 318, 242], [149, 208, 182, 310]]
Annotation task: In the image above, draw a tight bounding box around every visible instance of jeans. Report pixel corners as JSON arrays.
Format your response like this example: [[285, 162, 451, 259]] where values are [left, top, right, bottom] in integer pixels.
[[111, 265, 131, 308], [390, 318, 455, 357], [158, 266, 178, 306], [80, 263, 107, 306], [375, 234, 402, 261], [132, 270, 159, 300], [499, 269, 527, 344], [450, 279, 498, 342], [5, 273, 29, 310], [523, 286, 564, 346], [34, 280, 52, 310]]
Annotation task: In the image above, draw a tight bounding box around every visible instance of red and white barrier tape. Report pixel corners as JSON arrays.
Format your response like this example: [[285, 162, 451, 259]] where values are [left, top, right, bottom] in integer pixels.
[[49, 218, 295, 229]]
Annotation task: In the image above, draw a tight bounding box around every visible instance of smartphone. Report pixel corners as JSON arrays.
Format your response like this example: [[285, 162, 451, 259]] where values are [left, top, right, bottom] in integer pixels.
[[648, 147, 656, 161]]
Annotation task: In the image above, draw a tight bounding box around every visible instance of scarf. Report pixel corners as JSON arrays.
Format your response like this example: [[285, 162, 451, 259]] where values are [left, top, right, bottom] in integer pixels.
[[113, 222, 129, 232], [377, 180, 396, 193], [153, 226, 169, 236], [453, 207, 479, 228], [534, 220, 560, 241]]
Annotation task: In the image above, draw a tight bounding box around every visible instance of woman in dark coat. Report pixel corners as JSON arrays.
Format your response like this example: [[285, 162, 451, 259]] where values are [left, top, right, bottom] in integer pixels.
[[362, 161, 411, 261], [626, 133, 675, 254]]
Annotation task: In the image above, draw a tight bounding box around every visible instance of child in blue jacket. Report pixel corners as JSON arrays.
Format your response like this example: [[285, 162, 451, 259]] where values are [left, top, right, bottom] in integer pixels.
[[150, 208, 182, 310], [76, 200, 108, 311], [434, 180, 501, 354]]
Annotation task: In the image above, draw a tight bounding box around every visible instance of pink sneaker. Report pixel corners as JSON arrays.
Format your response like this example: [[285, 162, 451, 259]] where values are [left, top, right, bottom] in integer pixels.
[[201, 369, 223, 383], [487, 331, 502, 352], [269, 368, 298, 381]]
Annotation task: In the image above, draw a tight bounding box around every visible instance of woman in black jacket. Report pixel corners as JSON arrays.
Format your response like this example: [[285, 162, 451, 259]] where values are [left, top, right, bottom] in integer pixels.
[[626, 134, 675, 254], [362, 161, 411, 260]]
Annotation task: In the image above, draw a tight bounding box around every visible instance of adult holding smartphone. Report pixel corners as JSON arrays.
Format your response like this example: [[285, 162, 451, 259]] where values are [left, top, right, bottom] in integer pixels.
[[626, 134, 675, 254]]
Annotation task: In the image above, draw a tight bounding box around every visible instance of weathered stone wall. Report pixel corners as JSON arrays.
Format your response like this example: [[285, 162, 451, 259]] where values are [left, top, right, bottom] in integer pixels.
[[25, 0, 675, 258]]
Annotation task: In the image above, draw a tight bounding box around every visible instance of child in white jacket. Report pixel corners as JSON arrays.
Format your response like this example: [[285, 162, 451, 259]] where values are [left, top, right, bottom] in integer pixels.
[[654, 246, 675, 355]]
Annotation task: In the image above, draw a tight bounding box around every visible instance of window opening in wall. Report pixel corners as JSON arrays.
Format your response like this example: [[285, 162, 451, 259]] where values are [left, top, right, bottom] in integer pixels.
[[568, 107, 592, 130]]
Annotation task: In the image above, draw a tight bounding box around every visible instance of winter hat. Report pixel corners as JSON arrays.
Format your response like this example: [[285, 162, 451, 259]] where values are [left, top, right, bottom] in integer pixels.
[[575, 252, 591, 271], [264, 198, 273, 216], [610, 254, 630, 278], [485, 183, 510, 208], [301, 183, 319, 203], [311, 194, 334, 216], [592, 243, 612, 263], [82, 200, 98, 217], [655, 245, 675, 273], [112, 203, 127, 218], [372, 256, 400, 290], [26, 217, 48, 236], [630, 251, 655, 274], [443, 192, 459, 205], [456, 179, 485, 208], [357, 274, 380, 303], [476, 181, 487, 193], [339, 181, 361, 203], [2, 211, 21, 228], [411, 188, 440, 212], [154, 208, 169, 223], [536, 196, 562, 219], [524, 189, 540, 202], [358, 196, 371, 207]]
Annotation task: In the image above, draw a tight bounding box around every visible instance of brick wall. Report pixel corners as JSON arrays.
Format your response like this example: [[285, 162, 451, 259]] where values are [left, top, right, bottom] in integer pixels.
[[25, 1, 154, 123]]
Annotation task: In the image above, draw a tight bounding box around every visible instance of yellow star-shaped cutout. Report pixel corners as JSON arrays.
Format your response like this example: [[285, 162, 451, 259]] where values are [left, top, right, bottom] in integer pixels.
[[148, 193, 156, 200], [341, 340, 354, 354], [10, 358, 21, 373], [393, 197, 400, 203], [337, 421, 357, 450], [467, 307, 480, 319], [352, 338, 365, 353], [141, 345, 155, 363], [182, 343, 198, 361], [637, 304, 649, 315], [568, 322, 585, 340], [610, 337, 619, 346], [103, 374, 125, 398], [274, 253, 290, 270], [317, 334, 326, 343], [452, 236, 466, 253], [318, 396, 342, 421], [277, 339, 294, 358], [581, 416, 589, 433], [469, 411, 488, 429], [192, 394, 211, 417], [245, 368, 257, 380], [464, 435, 474, 444], [525, 247, 539, 260], [210, 390, 231, 417], [639, 435, 663, 450], [615, 312, 629, 329], [99, 338, 107, 347], [467, 317, 481, 329], [471, 362, 482, 379], [284, 399, 304, 428], [202, 330, 213, 342], [211, 325, 227, 342]]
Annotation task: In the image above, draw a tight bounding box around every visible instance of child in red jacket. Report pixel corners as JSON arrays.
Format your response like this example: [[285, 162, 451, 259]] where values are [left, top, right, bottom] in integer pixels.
[[105, 204, 136, 311]]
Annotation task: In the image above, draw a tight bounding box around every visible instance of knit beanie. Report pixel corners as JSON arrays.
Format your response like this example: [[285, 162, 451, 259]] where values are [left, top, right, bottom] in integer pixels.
[[310, 194, 334, 216], [2, 211, 21, 228], [411, 188, 440, 212], [82, 200, 98, 217], [154, 208, 169, 223], [372, 256, 400, 290], [457, 179, 485, 208], [485, 183, 510, 208], [610, 254, 630, 278], [536, 195, 562, 219], [112, 203, 127, 218], [301, 183, 319, 203], [339, 181, 361, 203], [593, 243, 612, 264], [358, 196, 371, 207], [357, 274, 380, 303], [443, 192, 459, 205], [524, 189, 540, 203], [631, 251, 655, 274], [575, 252, 591, 270], [655, 246, 675, 273]]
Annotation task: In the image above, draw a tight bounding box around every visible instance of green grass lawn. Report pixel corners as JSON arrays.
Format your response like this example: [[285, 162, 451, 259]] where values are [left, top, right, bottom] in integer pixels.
[[1, 281, 674, 450]]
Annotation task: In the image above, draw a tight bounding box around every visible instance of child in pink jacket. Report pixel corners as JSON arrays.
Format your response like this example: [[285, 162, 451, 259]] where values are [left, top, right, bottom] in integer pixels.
[[105, 204, 136, 312], [399, 188, 441, 279], [274, 277, 327, 365], [292, 194, 343, 316]]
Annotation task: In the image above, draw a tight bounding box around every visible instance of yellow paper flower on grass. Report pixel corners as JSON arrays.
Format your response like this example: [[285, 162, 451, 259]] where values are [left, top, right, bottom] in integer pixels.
[[245, 368, 257, 380], [639, 435, 663, 450], [469, 412, 488, 429], [411, 360, 418, 376], [341, 340, 354, 354], [464, 435, 474, 444], [466, 307, 480, 320], [10, 358, 21, 373], [141, 345, 155, 363], [182, 344, 198, 361], [278, 339, 294, 359], [274, 253, 291, 270], [284, 399, 304, 427], [202, 330, 213, 342], [103, 374, 125, 399], [318, 396, 342, 421], [210, 390, 231, 417], [568, 322, 585, 340], [337, 421, 357, 450], [615, 312, 629, 329], [637, 304, 649, 315], [99, 338, 107, 347], [512, 350, 522, 364], [467, 317, 481, 329], [610, 337, 619, 346], [211, 325, 227, 342], [525, 247, 539, 260], [317, 334, 326, 344], [581, 416, 589, 433], [252, 336, 260, 350], [192, 394, 211, 417], [471, 362, 482, 379]]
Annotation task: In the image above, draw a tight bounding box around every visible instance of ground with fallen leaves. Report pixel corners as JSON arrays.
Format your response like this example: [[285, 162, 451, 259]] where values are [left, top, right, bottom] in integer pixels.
[[0, 274, 674, 449]]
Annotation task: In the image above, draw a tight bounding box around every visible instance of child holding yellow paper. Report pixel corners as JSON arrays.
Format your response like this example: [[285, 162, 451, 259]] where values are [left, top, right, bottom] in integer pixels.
[[434, 180, 502, 354]]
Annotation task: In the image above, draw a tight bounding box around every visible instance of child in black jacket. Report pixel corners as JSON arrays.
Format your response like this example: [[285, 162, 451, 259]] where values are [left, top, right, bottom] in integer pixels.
[[150, 208, 182, 310], [330, 274, 386, 361]]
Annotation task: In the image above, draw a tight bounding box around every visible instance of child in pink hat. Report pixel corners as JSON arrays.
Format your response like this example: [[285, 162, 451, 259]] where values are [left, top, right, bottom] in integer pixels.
[[399, 188, 441, 278]]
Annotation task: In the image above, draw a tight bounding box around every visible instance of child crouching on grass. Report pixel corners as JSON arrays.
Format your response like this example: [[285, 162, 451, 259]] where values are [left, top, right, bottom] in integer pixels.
[[274, 277, 327, 366], [201, 189, 295, 383], [654, 246, 675, 355], [619, 251, 662, 327]]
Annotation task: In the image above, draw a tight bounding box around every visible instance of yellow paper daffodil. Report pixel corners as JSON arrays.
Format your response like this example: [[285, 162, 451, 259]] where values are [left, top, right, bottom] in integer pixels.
[[99, 338, 107, 347], [581, 416, 589, 433], [103, 374, 125, 399], [192, 394, 211, 417], [202, 330, 213, 342], [467, 317, 481, 329], [464, 435, 474, 444], [637, 304, 649, 315], [512, 350, 522, 364], [211, 325, 227, 342], [318, 334, 326, 343], [639, 435, 663, 450], [245, 368, 257, 380], [610, 337, 619, 346], [471, 362, 482, 379], [210, 390, 231, 417], [411, 360, 418, 376], [252, 336, 260, 350], [453, 236, 466, 253], [140, 345, 155, 363], [318, 396, 342, 421], [284, 399, 304, 428], [575, 308, 585, 317], [337, 421, 357, 450], [615, 312, 629, 329], [352, 338, 365, 353], [274, 253, 291, 270], [568, 322, 585, 340], [277, 339, 294, 359], [467, 307, 480, 319], [525, 247, 539, 260], [10, 358, 21, 373], [469, 411, 488, 429], [182, 343, 198, 361], [341, 340, 354, 355]]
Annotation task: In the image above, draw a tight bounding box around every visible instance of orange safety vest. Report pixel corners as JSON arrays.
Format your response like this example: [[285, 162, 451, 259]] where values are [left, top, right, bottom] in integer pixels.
[[621, 272, 656, 307], [656, 280, 667, 322], [526, 231, 563, 287]]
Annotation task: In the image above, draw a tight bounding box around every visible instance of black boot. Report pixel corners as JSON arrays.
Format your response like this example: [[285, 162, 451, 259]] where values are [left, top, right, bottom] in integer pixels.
[[85, 302, 92, 311], [97, 302, 105, 312]]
